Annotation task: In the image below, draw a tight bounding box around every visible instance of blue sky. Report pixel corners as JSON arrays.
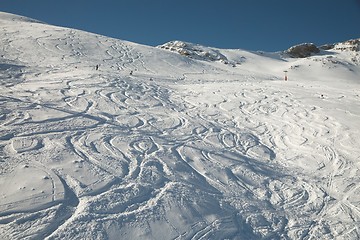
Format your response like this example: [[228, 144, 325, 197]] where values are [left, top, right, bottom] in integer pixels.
[[1, 0, 359, 51]]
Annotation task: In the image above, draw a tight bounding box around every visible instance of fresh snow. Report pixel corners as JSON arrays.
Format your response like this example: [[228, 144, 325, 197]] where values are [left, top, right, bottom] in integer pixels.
[[0, 12, 360, 239]]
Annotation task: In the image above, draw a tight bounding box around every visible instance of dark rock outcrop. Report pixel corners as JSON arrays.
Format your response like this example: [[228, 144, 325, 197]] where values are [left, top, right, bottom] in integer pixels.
[[286, 43, 320, 58]]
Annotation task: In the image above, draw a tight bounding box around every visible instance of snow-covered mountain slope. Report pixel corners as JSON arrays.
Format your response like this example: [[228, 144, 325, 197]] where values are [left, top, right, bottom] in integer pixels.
[[1, 11, 360, 239]]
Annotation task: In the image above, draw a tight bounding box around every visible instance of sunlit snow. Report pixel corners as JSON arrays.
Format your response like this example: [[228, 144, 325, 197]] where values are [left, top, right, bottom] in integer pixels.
[[0, 12, 360, 239]]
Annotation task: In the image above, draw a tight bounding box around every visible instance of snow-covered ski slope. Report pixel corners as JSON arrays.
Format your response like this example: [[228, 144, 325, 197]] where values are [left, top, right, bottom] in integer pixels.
[[1, 12, 360, 239]]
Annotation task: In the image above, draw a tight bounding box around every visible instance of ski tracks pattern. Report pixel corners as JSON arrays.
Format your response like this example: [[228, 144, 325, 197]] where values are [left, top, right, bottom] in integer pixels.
[[1, 20, 360, 239]]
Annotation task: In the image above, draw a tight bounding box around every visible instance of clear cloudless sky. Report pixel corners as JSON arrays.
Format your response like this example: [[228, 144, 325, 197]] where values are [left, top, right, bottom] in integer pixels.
[[1, 0, 359, 51]]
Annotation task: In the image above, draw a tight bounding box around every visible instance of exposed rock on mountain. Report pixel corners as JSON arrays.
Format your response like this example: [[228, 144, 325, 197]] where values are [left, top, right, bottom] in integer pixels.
[[158, 40, 229, 63], [333, 38, 360, 52], [286, 43, 320, 58]]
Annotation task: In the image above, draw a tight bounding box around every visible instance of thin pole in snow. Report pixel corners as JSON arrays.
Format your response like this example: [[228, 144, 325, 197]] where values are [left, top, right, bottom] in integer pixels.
[[284, 70, 288, 81]]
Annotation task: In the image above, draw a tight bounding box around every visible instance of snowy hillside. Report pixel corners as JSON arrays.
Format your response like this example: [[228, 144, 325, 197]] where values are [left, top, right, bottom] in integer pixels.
[[1, 12, 360, 239]]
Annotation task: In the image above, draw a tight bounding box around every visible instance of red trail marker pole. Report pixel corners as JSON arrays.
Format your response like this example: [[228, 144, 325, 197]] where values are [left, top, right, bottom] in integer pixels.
[[284, 70, 288, 81]]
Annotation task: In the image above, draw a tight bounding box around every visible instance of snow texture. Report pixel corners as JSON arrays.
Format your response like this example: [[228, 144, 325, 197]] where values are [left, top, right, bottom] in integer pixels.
[[0, 11, 360, 239]]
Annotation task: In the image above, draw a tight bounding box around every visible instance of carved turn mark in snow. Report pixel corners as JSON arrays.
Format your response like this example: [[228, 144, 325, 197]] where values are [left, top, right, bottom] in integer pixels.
[[11, 137, 43, 153]]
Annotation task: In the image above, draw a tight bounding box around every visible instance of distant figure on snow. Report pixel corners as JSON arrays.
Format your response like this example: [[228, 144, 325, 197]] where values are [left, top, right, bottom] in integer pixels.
[[130, 70, 133, 75], [96, 64, 99, 70]]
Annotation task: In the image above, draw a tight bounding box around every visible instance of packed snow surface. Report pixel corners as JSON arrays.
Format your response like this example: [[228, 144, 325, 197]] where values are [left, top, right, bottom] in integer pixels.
[[1, 12, 360, 239]]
